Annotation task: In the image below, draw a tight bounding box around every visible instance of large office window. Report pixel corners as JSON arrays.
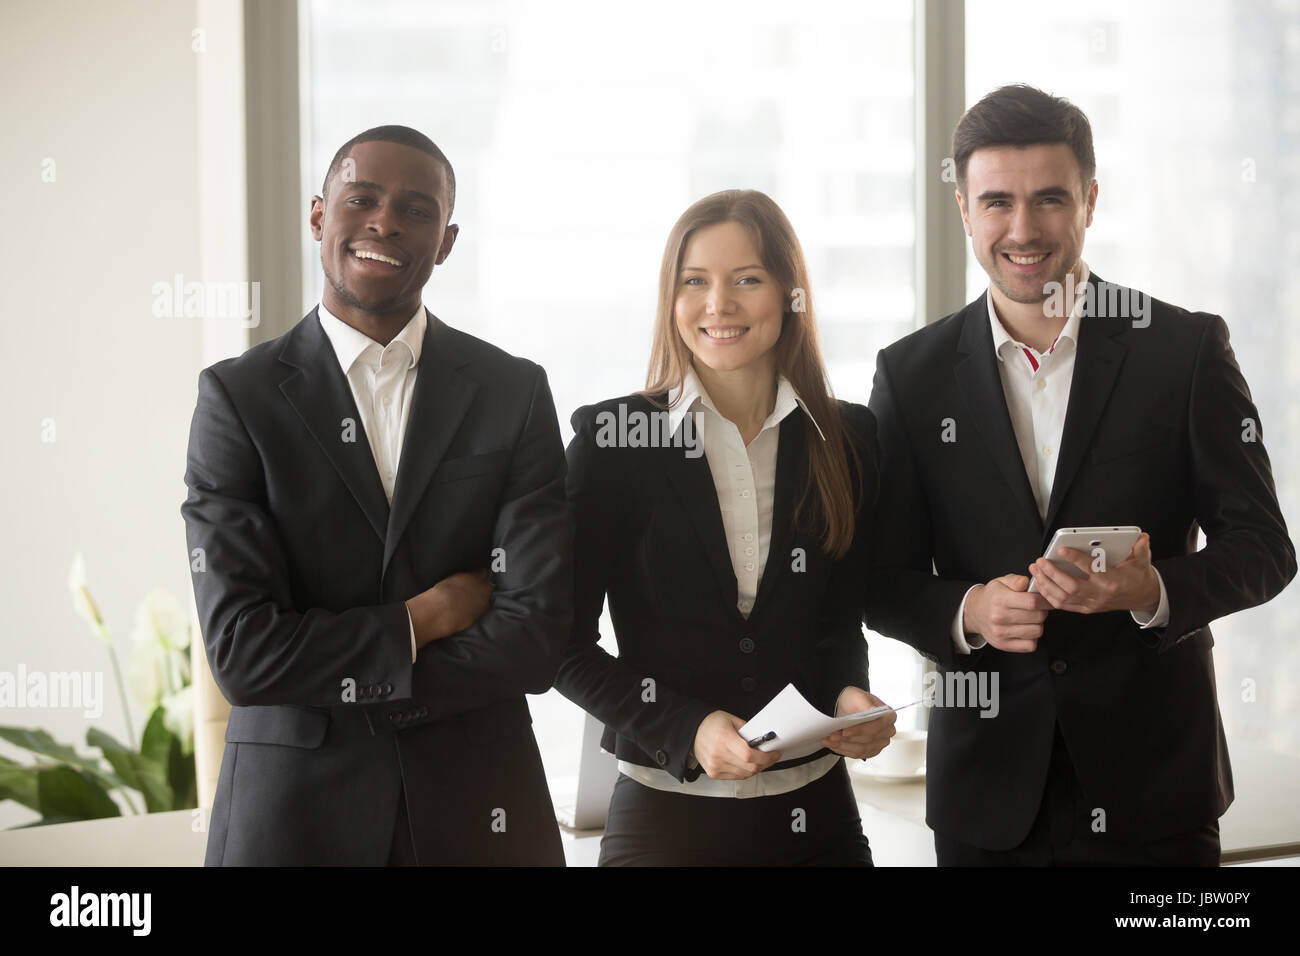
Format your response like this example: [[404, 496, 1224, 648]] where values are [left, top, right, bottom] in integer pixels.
[[304, 1, 1298, 799], [306, 0, 921, 796], [966, 0, 1300, 756]]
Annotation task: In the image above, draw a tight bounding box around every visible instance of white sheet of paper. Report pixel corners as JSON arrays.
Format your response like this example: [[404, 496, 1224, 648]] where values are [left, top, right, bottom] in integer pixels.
[[738, 683, 914, 761]]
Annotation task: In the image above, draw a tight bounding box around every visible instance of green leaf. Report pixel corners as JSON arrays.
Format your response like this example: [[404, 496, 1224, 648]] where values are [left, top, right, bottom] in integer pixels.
[[140, 707, 197, 810], [84, 726, 130, 752], [87, 727, 173, 813], [167, 736, 197, 810], [0, 726, 92, 764], [0, 755, 41, 811], [0, 726, 126, 791], [35, 766, 121, 821], [140, 707, 172, 767]]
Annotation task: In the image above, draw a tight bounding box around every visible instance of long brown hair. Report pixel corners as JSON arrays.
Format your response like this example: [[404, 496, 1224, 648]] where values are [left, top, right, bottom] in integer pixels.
[[642, 189, 861, 558]]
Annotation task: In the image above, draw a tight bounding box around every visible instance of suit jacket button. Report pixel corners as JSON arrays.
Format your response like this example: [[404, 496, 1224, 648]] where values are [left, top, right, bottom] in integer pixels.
[[655, 749, 668, 766], [1050, 660, 1068, 674], [739, 637, 755, 653], [382, 682, 393, 695], [740, 677, 757, 691]]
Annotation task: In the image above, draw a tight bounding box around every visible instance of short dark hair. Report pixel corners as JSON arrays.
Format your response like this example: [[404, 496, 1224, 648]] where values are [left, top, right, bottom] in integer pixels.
[[321, 125, 456, 220], [952, 84, 1095, 194]]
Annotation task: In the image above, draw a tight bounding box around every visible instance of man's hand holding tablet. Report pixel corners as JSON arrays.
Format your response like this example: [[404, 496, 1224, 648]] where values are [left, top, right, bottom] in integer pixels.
[[1028, 526, 1162, 617], [962, 527, 1161, 653]]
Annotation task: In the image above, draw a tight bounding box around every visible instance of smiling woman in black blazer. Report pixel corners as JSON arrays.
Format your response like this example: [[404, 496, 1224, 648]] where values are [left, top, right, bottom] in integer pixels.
[[555, 189, 894, 866]]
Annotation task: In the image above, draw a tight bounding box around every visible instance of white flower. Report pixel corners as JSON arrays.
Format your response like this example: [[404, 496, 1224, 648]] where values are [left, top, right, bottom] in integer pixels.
[[161, 685, 195, 754], [131, 588, 191, 652], [68, 551, 111, 645], [127, 639, 168, 711]]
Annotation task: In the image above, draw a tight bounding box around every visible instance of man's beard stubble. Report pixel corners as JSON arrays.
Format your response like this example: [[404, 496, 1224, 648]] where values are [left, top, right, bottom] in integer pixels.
[[989, 250, 1079, 308]]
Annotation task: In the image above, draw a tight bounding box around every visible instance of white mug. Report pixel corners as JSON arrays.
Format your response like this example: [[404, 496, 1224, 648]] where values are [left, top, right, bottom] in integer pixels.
[[867, 728, 926, 776]]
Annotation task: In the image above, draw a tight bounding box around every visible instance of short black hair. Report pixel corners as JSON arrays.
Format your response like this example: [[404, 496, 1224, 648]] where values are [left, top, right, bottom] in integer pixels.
[[322, 125, 456, 220], [952, 84, 1095, 194]]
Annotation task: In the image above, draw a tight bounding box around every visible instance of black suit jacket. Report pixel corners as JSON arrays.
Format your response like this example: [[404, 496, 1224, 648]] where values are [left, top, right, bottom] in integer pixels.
[[865, 275, 1296, 849], [555, 394, 877, 782], [181, 308, 571, 865]]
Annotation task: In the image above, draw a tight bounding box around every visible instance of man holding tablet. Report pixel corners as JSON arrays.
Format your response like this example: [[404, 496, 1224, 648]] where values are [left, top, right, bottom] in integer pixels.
[[866, 85, 1295, 864]]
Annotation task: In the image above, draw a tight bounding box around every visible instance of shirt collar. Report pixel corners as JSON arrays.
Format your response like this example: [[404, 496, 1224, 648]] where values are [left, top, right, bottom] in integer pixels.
[[988, 261, 1090, 363], [666, 365, 827, 441], [316, 300, 426, 375]]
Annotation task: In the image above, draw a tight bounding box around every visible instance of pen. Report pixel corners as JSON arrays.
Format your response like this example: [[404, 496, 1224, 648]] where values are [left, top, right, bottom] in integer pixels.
[[746, 731, 777, 748]]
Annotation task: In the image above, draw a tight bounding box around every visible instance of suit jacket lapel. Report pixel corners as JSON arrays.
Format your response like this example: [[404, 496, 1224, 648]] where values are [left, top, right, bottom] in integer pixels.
[[383, 313, 478, 576], [954, 296, 1043, 531], [1042, 274, 1128, 531], [750, 413, 801, 619], [663, 438, 742, 616], [279, 309, 390, 544]]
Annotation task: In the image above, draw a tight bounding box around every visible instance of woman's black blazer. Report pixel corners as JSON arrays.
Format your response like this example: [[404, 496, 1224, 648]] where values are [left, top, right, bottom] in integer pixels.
[[554, 392, 879, 783]]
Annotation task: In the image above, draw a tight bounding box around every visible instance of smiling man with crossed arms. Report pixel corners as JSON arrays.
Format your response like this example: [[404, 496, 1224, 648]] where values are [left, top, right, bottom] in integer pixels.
[[183, 126, 571, 865]]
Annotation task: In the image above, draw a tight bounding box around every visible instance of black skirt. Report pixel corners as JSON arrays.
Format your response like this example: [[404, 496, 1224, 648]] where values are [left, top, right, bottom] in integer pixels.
[[598, 757, 873, 866]]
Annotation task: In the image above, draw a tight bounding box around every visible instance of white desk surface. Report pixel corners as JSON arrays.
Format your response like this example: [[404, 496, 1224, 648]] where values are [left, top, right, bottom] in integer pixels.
[[1, 745, 1294, 867], [846, 743, 1300, 865]]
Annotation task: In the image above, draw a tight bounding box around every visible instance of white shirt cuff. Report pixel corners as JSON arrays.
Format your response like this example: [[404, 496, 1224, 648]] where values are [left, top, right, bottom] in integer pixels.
[[952, 585, 986, 654], [406, 606, 417, 662], [1129, 568, 1170, 629]]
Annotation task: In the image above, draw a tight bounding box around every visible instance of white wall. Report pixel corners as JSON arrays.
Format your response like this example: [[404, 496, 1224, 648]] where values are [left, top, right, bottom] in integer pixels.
[[0, 0, 206, 828]]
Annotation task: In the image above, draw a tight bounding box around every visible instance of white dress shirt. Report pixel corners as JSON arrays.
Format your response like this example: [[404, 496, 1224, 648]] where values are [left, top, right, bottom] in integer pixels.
[[317, 301, 426, 662], [616, 367, 843, 797], [952, 263, 1169, 653]]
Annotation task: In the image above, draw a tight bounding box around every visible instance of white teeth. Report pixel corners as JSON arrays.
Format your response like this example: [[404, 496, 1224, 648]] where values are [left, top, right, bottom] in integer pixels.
[[353, 250, 403, 267], [1007, 253, 1047, 265], [704, 327, 746, 339]]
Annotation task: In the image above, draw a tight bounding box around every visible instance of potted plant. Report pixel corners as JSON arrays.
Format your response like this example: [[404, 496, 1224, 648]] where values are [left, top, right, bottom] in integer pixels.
[[0, 553, 196, 826]]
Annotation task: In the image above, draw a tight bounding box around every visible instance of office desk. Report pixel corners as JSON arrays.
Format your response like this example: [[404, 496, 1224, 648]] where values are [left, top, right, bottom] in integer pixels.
[[847, 743, 1300, 865], [1, 745, 1294, 866]]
